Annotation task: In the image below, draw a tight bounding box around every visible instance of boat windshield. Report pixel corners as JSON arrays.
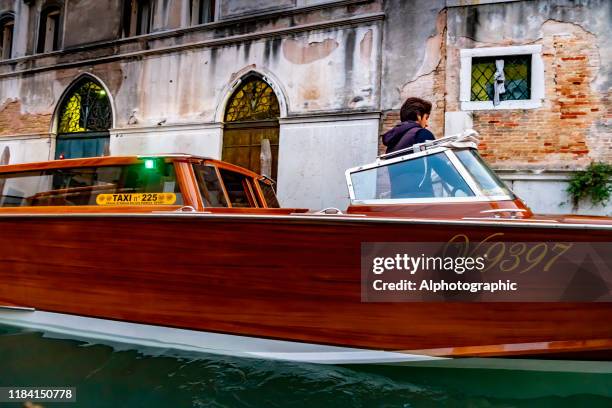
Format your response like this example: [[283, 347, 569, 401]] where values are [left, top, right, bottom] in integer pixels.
[[350, 151, 475, 201], [454, 149, 513, 198]]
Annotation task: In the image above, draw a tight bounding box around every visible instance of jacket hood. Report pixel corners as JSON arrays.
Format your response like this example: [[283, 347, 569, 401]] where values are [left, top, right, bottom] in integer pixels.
[[382, 120, 421, 147]]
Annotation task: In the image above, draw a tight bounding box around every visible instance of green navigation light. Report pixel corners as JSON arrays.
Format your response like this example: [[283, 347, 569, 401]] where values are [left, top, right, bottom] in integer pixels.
[[144, 159, 156, 169]]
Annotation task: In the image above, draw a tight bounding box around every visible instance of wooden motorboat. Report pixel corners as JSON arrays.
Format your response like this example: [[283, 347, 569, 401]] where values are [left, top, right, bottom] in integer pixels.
[[0, 133, 610, 369]]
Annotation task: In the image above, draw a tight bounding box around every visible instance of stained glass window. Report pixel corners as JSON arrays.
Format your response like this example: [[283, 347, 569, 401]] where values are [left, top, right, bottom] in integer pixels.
[[471, 55, 531, 102], [224, 77, 280, 122], [58, 80, 112, 133], [56, 78, 112, 159]]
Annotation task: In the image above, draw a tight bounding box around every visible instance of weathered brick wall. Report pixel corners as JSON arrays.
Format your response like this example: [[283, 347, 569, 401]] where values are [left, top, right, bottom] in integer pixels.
[[463, 21, 609, 170], [378, 110, 399, 155], [0, 99, 52, 136]]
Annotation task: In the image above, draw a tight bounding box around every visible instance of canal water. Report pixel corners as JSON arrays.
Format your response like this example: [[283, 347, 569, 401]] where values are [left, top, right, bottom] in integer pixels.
[[1, 324, 611, 407]]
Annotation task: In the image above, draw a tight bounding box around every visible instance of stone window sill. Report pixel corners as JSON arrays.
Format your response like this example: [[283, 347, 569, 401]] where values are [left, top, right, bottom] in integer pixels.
[[461, 99, 543, 111]]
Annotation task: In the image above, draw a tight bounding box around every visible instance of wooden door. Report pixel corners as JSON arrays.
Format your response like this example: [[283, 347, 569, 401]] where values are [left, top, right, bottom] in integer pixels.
[[222, 121, 279, 181]]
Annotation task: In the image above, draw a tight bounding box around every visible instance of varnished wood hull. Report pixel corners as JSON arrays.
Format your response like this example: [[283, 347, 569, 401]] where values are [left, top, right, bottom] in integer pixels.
[[1, 213, 611, 361]]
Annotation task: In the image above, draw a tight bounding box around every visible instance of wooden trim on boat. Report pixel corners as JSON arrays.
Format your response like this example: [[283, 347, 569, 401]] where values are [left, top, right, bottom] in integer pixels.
[[213, 165, 232, 207], [175, 161, 204, 210], [405, 338, 612, 358], [0, 211, 608, 231], [0, 302, 35, 311], [0, 205, 184, 214]]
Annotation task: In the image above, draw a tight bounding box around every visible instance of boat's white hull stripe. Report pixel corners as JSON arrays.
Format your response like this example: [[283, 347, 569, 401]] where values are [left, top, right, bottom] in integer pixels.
[[0, 309, 441, 364], [2, 309, 610, 373]]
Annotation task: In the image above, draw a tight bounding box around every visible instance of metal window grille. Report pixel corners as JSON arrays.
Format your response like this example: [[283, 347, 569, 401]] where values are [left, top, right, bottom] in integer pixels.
[[58, 80, 112, 133], [56, 79, 112, 159], [224, 77, 280, 122], [470, 55, 531, 102]]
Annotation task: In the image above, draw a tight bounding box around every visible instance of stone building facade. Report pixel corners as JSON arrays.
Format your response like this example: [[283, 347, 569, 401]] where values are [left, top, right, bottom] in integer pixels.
[[0, 0, 610, 213]]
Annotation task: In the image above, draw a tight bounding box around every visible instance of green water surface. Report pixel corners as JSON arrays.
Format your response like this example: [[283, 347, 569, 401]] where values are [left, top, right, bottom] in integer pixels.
[[1, 324, 611, 407]]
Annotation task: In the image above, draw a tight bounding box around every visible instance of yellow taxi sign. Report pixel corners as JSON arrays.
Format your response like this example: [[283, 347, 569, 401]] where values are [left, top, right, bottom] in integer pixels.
[[96, 193, 177, 206]]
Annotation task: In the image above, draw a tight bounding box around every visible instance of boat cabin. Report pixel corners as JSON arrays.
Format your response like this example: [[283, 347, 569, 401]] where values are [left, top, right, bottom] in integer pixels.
[[345, 133, 532, 219], [0, 155, 306, 214]]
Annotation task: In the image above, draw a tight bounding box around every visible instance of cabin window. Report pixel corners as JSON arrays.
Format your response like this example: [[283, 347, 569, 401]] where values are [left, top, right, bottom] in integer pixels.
[[0, 162, 183, 207], [218, 169, 254, 208], [258, 179, 279, 208], [194, 164, 228, 207], [350, 152, 475, 201], [455, 150, 513, 198]]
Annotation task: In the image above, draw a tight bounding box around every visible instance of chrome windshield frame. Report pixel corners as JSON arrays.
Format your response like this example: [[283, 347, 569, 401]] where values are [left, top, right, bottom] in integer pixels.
[[345, 145, 515, 205], [453, 148, 516, 199]]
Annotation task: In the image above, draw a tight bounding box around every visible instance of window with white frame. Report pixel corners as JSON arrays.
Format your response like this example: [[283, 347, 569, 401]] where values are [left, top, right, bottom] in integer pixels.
[[459, 44, 544, 111]]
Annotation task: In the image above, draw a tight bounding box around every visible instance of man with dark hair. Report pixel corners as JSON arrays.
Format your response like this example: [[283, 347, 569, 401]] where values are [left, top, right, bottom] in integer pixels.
[[381, 97, 461, 198], [383, 97, 434, 154]]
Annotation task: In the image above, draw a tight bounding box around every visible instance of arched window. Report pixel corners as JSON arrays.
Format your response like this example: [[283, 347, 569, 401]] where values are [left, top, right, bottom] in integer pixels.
[[223, 75, 281, 180], [225, 76, 280, 122], [122, 0, 152, 37], [37, 5, 62, 53], [55, 77, 112, 159], [0, 13, 14, 60]]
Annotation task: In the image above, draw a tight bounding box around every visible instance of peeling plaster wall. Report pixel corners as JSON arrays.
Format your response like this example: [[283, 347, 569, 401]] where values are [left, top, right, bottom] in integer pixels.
[[0, 71, 57, 135], [381, 0, 446, 109], [0, 136, 52, 165], [110, 23, 381, 128], [380, 0, 447, 138], [1, 4, 383, 130]]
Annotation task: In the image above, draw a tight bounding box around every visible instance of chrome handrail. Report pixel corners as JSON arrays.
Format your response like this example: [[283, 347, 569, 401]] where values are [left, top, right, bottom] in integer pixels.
[[479, 208, 527, 219], [175, 206, 197, 212], [479, 209, 527, 214], [314, 207, 344, 215], [377, 129, 480, 160]]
